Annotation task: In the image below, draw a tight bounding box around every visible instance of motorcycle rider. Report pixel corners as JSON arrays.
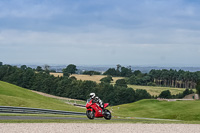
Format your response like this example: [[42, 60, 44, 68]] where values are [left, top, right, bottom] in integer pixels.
[[89, 93, 104, 111]]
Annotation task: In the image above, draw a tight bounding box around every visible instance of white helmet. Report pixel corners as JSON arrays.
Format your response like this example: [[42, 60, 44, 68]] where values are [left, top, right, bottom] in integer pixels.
[[95, 96, 99, 101], [90, 93, 95, 99]]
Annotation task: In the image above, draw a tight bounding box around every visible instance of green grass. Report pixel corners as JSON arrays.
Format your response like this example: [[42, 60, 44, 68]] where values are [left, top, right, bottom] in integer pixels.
[[1, 80, 200, 123], [1, 117, 200, 124], [0, 81, 85, 112], [128, 85, 188, 96], [59, 99, 86, 105], [0, 113, 86, 118], [112, 99, 200, 121]]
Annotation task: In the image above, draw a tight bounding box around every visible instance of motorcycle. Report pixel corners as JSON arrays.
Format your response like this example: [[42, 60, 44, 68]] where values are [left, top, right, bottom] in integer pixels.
[[86, 98, 112, 120]]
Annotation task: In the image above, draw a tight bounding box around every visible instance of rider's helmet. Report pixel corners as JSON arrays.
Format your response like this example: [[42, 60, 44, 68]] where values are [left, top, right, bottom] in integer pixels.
[[95, 96, 99, 101], [90, 93, 95, 99]]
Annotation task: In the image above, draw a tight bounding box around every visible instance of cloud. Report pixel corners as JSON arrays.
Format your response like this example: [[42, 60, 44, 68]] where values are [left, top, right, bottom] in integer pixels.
[[1, 23, 200, 49], [0, 0, 200, 66], [0, 0, 62, 19]]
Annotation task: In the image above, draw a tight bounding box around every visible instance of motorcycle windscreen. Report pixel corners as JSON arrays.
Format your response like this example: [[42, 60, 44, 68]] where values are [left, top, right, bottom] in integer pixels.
[[104, 103, 109, 108]]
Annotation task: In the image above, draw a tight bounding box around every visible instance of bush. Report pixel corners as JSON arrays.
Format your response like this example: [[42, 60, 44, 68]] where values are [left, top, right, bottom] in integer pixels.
[[147, 82, 156, 86], [100, 76, 113, 83], [196, 80, 200, 95], [159, 90, 171, 99], [82, 71, 101, 76], [115, 79, 127, 88]]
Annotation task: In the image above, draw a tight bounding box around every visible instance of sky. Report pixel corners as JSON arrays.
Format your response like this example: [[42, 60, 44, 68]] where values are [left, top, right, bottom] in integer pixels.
[[0, 0, 200, 67]]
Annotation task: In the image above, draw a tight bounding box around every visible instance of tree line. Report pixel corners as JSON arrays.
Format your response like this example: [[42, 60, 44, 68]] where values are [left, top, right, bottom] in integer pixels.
[[158, 89, 194, 99], [103, 65, 200, 89], [0, 63, 197, 104], [0, 64, 152, 105]]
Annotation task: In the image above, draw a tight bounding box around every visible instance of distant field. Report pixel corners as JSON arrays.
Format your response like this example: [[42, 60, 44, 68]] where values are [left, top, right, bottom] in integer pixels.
[[128, 85, 187, 96], [71, 74, 124, 84], [50, 73, 188, 95], [50, 72, 63, 77], [50, 73, 124, 83]]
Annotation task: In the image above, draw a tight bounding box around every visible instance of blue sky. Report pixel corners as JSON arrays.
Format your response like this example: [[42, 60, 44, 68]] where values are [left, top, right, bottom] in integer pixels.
[[0, 0, 200, 66]]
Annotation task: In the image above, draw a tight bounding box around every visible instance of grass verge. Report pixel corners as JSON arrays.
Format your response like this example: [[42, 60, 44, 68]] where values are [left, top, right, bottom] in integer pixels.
[[0, 81, 85, 112], [1, 117, 200, 124]]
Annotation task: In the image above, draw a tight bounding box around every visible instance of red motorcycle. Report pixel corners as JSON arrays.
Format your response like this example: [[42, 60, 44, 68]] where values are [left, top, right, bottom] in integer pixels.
[[86, 99, 112, 120]]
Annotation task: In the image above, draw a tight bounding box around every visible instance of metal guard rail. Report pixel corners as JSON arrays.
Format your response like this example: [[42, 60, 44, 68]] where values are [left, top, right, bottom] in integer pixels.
[[0, 106, 85, 116]]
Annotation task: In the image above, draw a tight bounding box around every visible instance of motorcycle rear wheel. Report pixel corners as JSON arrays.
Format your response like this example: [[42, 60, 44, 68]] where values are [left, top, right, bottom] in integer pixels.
[[86, 110, 94, 119], [103, 109, 112, 120]]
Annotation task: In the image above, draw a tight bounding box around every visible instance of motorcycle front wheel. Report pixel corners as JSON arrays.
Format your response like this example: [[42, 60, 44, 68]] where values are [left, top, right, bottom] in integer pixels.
[[103, 109, 112, 120], [86, 110, 94, 119]]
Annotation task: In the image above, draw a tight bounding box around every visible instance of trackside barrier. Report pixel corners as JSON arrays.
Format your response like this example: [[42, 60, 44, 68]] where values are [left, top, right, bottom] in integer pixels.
[[0, 106, 85, 116]]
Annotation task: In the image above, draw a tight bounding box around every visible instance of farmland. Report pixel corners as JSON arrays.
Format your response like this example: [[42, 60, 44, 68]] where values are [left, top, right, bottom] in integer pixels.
[[128, 85, 186, 96], [50, 73, 124, 83], [50, 73, 186, 95]]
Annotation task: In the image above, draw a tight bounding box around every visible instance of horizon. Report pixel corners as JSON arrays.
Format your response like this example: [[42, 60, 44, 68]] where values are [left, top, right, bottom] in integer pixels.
[[4, 62, 200, 73], [5, 62, 200, 68]]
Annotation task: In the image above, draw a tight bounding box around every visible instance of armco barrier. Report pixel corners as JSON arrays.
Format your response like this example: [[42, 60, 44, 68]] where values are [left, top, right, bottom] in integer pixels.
[[0, 106, 85, 115]]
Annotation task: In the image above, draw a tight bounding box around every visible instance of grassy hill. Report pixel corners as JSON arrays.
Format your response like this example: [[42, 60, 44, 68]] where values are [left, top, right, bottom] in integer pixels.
[[112, 99, 200, 121], [1, 81, 200, 121], [0, 81, 85, 112]]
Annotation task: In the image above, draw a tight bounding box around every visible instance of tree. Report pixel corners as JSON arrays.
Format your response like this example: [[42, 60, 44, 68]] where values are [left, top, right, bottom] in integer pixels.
[[115, 79, 127, 88], [159, 90, 171, 99], [128, 75, 138, 85], [135, 89, 151, 101], [196, 80, 200, 95], [63, 72, 70, 77], [83, 71, 101, 76], [116, 64, 121, 76], [0, 62, 2, 66], [183, 89, 190, 97], [24, 68, 35, 87], [20, 65, 27, 70], [63, 64, 77, 75], [36, 66, 43, 72], [44, 64, 50, 71], [133, 70, 142, 77], [100, 76, 113, 83], [120, 67, 132, 77], [103, 68, 117, 76]]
